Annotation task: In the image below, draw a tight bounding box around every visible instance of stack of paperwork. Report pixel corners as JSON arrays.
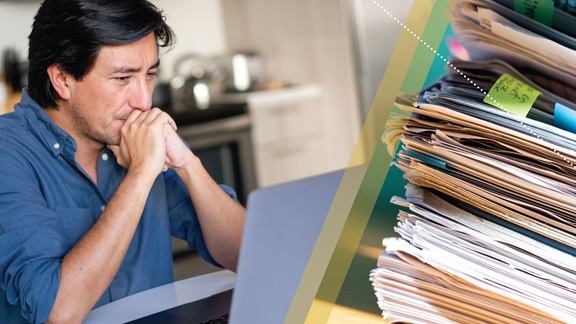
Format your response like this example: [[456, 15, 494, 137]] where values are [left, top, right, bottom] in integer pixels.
[[371, 0, 576, 323]]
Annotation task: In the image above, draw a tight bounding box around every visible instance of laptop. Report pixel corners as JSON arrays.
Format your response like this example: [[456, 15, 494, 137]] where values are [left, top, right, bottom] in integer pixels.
[[128, 168, 345, 323], [229, 168, 344, 323]]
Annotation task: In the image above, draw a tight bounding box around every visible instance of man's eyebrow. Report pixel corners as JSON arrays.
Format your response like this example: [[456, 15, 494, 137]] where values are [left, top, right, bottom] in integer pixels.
[[112, 60, 160, 73], [150, 59, 160, 70], [112, 65, 141, 74]]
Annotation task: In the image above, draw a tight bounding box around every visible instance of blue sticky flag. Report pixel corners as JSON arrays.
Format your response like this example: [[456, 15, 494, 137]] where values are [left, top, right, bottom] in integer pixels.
[[554, 103, 576, 134]]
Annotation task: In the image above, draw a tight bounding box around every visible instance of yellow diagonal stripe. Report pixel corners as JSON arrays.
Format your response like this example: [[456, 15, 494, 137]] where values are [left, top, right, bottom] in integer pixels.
[[284, 0, 458, 323]]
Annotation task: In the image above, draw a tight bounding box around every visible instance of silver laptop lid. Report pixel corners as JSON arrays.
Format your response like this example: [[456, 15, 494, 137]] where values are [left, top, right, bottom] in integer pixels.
[[229, 169, 344, 323]]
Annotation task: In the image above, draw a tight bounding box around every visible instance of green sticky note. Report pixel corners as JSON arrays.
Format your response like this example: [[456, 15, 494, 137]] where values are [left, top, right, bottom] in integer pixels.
[[483, 74, 541, 118], [514, 0, 554, 26]]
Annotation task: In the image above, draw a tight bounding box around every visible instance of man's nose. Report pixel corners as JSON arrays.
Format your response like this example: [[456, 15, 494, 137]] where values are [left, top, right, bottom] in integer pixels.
[[130, 78, 153, 111]]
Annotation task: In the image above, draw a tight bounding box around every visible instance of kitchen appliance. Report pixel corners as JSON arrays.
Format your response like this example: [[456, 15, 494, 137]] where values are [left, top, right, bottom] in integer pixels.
[[165, 53, 261, 205], [176, 114, 256, 205], [169, 53, 224, 112], [217, 51, 265, 93], [170, 69, 212, 112], [170, 53, 211, 112]]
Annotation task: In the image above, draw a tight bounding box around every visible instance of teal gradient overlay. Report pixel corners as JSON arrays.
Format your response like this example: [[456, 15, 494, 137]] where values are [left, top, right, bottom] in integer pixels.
[[331, 14, 457, 317]]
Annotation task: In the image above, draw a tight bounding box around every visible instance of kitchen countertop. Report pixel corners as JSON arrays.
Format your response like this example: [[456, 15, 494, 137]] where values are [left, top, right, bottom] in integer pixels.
[[165, 83, 321, 127], [164, 101, 248, 126], [211, 84, 321, 107]]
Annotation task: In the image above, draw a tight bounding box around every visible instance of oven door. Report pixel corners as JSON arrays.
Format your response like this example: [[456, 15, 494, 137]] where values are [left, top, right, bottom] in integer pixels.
[[176, 114, 256, 205]]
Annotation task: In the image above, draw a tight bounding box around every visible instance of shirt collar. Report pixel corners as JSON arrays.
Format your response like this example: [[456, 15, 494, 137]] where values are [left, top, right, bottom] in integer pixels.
[[15, 88, 77, 157]]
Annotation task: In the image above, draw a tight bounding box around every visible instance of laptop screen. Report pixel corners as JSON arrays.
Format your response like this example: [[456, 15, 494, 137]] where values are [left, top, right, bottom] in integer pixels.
[[229, 169, 344, 323]]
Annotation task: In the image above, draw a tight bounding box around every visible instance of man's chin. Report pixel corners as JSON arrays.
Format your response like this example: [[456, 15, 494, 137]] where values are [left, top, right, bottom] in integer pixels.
[[108, 137, 121, 146], [105, 134, 121, 146]]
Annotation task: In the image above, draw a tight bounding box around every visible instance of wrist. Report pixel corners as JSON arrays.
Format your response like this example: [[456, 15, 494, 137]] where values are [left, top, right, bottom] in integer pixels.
[[172, 153, 202, 182], [124, 167, 159, 191]]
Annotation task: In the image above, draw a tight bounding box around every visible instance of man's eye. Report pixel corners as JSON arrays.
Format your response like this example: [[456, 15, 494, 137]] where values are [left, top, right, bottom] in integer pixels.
[[115, 76, 130, 82]]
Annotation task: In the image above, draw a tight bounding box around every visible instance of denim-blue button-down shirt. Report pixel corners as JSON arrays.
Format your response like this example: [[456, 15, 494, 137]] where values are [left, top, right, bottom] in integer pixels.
[[0, 89, 234, 323]]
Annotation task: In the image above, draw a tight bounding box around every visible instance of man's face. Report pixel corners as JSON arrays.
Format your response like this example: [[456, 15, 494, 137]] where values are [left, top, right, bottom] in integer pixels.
[[66, 32, 159, 146]]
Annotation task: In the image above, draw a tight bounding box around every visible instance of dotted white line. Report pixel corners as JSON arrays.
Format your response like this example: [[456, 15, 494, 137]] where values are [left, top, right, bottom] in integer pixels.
[[370, 0, 576, 169]]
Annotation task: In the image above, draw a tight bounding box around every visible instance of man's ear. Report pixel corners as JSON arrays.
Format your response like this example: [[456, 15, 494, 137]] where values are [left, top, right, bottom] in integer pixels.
[[46, 64, 71, 100]]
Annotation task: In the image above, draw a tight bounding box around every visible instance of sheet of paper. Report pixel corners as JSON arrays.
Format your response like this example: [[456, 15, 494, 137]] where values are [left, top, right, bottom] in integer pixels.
[[371, 237, 572, 323]]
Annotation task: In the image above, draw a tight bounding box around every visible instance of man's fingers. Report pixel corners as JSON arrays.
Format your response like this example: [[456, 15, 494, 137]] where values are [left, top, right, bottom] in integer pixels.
[[125, 109, 143, 125], [166, 114, 177, 131], [124, 108, 177, 132], [150, 109, 177, 131]]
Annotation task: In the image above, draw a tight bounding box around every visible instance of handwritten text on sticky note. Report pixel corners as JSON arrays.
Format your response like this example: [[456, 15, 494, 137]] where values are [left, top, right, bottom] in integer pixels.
[[483, 74, 541, 118]]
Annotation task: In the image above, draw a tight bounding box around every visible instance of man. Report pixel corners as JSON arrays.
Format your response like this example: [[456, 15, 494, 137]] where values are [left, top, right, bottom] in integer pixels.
[[0, 0, 245, 323]]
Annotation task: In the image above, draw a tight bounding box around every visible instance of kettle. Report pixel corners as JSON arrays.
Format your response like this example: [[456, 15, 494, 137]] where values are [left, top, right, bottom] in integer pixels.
[[170, 66, 211, 112]]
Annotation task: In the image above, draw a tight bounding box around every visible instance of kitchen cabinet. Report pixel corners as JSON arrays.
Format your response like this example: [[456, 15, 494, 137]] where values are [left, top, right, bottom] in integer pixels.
[[169, 83, 328, 189], [244, 84, 326, 187], [255, 135, 326, 187]]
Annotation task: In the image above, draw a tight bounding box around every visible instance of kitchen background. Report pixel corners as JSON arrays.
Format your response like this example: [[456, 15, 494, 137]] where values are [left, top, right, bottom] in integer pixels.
[[0, 0, 413, 279]]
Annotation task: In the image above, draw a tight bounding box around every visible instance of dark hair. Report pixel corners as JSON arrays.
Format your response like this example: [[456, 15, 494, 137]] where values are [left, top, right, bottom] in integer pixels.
[[28, 0, 175, 108]]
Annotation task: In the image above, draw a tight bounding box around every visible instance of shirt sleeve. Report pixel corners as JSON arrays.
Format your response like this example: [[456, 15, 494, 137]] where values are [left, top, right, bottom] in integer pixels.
[[163, 168, 238, 267], [0, 149, 73, 324]]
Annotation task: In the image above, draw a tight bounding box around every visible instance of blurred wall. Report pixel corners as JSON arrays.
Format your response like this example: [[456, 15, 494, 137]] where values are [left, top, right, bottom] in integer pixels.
[[221, 0, 364, 169], [0, 0, 228, 81]]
